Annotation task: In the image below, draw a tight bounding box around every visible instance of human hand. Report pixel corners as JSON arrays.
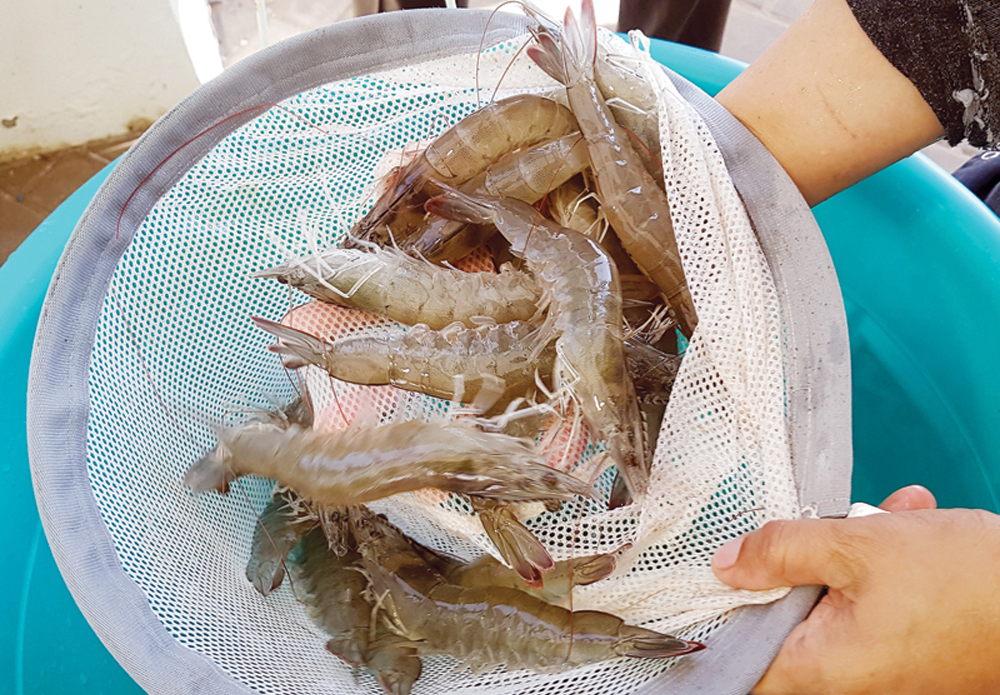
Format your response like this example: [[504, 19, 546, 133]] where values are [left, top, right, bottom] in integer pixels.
[[712, 486, 1000, 694]]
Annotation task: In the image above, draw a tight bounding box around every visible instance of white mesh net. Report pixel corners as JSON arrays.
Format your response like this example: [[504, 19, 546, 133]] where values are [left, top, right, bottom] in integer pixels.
[[84, 26, 800, 695]]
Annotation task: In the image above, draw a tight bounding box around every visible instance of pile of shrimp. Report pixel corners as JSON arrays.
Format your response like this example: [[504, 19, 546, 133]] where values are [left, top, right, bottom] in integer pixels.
[[182, 1, 720, 692]]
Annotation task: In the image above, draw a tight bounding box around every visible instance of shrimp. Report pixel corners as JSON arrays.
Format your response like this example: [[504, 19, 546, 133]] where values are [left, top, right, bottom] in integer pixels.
[[407, 132, 590, 263], [254, 316, 555, 416], [255, 246, 541, 330], [527, 0, 698, 337], [245, 489, 317, 596], [347, 94, 579, 246], [425, 190, 649, 498], [363, 558, 705, 673], [445, 547, 618, 603], [187, 419, 594, 505]]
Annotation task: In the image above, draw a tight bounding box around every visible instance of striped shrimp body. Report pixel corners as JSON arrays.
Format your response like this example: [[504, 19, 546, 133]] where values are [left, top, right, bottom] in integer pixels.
[[364, 559, 705, 674], [255, 246, 541, 330], [253, 316, 555, 416], [527, 0, 698, 337], [189, 419, 594, 505], [426, 190, 649, 497], [349, 94, 579, 246]]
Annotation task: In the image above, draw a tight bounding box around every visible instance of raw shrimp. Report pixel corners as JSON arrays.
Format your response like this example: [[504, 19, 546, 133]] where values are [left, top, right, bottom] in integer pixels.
[[527, 0, 698, 337], [347, 94, 579, 246], [256, 246, 541, 330], [186, 419, 594, 505], [363, 558, 705, 673], [426, 190, 648, 498], [246, 489, 317, 596], [254, 316, 555, 415]]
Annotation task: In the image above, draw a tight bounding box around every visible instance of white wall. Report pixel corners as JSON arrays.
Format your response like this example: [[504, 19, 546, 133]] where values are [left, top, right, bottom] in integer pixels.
[[0, 0, 204, 161]]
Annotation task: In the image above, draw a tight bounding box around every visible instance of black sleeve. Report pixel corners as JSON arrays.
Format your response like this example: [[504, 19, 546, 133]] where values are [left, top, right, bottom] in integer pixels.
[[845, 0, 1000, 148]]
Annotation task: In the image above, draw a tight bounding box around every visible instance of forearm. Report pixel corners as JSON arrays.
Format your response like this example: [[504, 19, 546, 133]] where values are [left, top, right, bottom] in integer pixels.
[[715, 0, 945, 206]]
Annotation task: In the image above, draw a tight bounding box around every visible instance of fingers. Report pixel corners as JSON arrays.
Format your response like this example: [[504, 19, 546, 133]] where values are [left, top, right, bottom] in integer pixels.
[[712, 519, 863, 591], [879, 484, 936, 512]]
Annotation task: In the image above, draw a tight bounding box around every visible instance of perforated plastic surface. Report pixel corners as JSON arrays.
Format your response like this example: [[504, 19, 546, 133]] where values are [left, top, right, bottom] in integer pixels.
[[28, 10, 850, 695]]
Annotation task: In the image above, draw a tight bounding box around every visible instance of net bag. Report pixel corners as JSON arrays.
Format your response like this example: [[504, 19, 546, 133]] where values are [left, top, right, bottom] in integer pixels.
[[27, 9, 852, 695]]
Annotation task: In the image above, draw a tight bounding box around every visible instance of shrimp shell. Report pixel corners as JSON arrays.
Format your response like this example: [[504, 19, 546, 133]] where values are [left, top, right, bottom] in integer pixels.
[[207, 420, 594, 505], [256, 246, 541, 330], [365, 559, 705, 673]]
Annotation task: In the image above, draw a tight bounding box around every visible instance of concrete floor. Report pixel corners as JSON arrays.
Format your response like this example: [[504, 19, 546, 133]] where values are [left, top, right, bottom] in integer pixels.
[[0, 0, 981, 267]]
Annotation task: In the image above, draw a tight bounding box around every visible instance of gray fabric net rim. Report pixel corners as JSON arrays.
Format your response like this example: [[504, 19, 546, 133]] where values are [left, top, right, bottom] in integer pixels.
[[26, 8, 851, 695]]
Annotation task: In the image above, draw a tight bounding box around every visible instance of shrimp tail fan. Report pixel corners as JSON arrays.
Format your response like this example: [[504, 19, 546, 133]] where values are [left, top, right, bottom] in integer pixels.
[[253, 316, 327, 371]]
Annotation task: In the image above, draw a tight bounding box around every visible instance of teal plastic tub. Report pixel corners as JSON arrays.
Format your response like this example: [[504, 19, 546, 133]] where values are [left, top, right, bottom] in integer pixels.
[[5, 37, 1000, 695]]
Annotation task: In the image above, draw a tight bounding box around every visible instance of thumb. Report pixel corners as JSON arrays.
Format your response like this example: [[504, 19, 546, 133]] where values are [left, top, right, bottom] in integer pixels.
[[712, 519, 864, 591]]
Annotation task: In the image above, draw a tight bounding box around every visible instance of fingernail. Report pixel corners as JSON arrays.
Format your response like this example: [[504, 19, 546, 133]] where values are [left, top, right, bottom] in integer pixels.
[[712, 536, 745, 570]]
